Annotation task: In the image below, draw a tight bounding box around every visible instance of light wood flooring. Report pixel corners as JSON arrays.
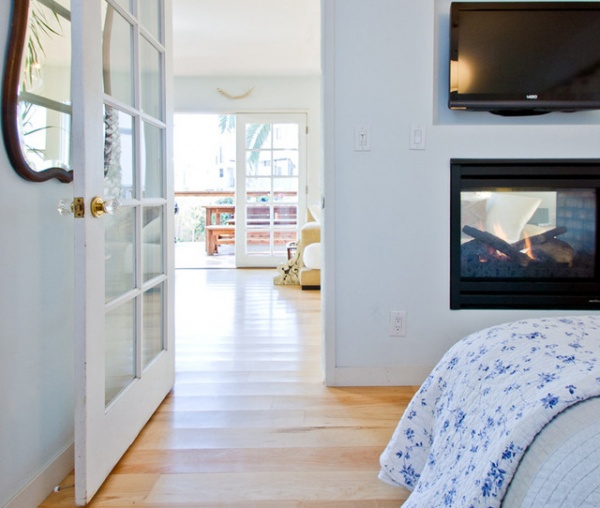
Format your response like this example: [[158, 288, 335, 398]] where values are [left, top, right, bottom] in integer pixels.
[[41, 268, 416, 507]]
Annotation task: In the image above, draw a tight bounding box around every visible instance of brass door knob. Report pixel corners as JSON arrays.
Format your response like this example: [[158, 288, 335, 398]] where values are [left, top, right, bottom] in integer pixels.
[[90, 197, 119, 218], [90, 197, 106, 217]]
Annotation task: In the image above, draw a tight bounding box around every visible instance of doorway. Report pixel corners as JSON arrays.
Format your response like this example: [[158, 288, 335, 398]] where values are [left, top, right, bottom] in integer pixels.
[[174, 112, 307, 269]]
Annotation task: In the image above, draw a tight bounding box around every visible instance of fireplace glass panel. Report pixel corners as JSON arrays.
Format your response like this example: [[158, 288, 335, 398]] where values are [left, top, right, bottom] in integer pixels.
[[460, 189, 596, 279]]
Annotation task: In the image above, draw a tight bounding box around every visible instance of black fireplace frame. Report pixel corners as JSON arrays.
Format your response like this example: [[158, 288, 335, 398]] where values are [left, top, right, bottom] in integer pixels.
[[450, 158, 600, 310]]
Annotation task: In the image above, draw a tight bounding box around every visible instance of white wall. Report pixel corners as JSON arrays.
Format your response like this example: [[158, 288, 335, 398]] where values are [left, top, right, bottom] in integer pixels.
[[0, 4, 75, 506], [323, 0, 600, 386], [174, 75, 322, 206]]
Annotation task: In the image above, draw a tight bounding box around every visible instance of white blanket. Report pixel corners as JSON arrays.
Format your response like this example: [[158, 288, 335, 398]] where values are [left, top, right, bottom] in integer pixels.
[[503, 396, 600, 507], [379, 316, 600, 507]]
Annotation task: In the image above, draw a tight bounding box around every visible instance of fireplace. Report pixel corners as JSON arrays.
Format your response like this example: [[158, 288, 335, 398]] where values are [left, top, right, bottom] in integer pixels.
[[450, 159, 600, 309]]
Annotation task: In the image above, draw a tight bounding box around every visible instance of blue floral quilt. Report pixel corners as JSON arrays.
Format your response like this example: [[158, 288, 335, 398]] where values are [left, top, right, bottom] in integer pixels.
[[379, 316, 600, 507]]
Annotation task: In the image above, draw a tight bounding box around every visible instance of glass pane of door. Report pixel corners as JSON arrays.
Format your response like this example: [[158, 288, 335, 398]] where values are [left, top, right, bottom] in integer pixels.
[[105, 205, 135, 301], [143, 283, 164, 369], [105, 299, 135, 405], [112, 0, 131, 13], [103, 5, 133, 106], [139, 0, 162, 41], [141, 120, 164, 197], [143, 206, 164, 282], [140, 36, 163, 120]]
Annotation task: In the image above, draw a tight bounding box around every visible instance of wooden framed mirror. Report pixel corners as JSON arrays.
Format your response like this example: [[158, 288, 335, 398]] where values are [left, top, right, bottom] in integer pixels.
[[2, 0, 73, 183]]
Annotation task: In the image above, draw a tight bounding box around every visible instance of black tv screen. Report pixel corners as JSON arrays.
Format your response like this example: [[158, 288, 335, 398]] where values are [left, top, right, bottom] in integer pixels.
[[449, 2, 600, 115]]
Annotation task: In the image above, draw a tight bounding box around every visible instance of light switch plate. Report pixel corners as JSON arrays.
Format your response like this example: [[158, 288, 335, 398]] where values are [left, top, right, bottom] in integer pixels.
[[409, 125, 426, 150], [354, 125, 371, 151]]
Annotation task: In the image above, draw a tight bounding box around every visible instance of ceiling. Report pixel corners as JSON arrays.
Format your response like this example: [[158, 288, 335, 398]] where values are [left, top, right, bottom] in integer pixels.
[[171, 0, 322, 77]]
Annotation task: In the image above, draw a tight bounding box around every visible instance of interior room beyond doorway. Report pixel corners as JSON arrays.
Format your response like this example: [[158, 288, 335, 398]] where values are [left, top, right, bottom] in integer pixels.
[[174, 113, 236, 269]]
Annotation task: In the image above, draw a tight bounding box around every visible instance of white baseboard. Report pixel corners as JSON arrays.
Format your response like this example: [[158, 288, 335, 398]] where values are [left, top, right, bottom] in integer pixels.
[[5, 442, 73, 508], [330, 365, 432, 386]]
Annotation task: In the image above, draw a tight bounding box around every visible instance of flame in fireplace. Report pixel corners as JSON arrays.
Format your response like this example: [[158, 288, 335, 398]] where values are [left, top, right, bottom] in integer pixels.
[[522, 234, 535, 260]]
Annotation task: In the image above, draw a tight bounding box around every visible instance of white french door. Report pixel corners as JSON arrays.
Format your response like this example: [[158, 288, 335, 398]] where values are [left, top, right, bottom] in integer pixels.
[[235, 113, 307, 267], [71, 0, 174, 504]]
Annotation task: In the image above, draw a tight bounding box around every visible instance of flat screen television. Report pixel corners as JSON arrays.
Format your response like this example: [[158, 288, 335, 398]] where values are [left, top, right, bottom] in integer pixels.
[[448, 2, 600, 116]]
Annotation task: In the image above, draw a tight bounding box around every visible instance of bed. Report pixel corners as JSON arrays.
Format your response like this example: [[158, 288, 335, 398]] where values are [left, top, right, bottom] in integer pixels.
[[379, 316, 600, 507]]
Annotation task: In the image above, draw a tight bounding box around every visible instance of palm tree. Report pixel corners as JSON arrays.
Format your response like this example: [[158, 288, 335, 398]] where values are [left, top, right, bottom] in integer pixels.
[[218, 114, 271, 170]]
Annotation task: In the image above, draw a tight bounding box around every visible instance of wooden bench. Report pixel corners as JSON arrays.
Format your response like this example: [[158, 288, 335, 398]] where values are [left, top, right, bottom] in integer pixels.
[[205, 225, 296, 255], [205, 225, 235, 255]]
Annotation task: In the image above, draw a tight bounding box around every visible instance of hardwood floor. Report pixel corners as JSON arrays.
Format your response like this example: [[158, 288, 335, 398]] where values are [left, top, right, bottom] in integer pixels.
[[41, 268, 416, 507]]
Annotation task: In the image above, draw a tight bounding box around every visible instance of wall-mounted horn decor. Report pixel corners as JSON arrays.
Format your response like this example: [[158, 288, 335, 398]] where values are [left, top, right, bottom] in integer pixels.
[[2, 0, 73, 183]]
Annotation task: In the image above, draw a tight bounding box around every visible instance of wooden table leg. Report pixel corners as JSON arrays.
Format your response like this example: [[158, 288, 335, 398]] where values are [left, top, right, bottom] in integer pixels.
[[206, 229, 217, 255]]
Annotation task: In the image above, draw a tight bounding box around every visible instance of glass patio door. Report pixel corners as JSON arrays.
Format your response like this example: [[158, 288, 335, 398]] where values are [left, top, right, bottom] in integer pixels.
[[72, 0, 174, 504], [235, 114, 307, 267]]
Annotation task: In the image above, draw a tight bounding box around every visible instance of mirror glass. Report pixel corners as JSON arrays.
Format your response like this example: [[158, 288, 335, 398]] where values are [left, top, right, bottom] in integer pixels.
[[2, 0, 73, 182], [20, 0, 72, 175]]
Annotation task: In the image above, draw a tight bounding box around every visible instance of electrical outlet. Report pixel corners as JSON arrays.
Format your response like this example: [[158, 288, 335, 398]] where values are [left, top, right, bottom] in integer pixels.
[[389, 311, 407, 337]]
